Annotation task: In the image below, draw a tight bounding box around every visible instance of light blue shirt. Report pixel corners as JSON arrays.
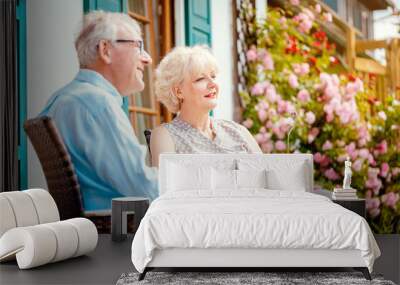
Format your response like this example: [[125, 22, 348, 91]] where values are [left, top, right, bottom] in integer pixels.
[[40, 69, 158, 211]]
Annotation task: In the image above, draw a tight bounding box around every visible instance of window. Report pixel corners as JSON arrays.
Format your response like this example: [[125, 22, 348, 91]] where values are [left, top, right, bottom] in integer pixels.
[[353, 1, 370, 38], [127, 0, 174, 143], [322, 0, 338, 12], [127, 0, 159, 144]]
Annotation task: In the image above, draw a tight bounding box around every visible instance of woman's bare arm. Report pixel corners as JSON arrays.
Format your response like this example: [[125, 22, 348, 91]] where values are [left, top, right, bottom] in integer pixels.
[[150, 126, 176, 167]]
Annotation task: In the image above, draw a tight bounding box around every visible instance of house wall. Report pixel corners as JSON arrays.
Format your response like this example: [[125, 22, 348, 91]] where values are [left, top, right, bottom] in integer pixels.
[[27, 0, 82, 188]]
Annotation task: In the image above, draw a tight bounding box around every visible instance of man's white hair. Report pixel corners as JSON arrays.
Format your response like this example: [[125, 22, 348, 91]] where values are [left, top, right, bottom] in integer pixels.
[[75, 10, 141, 67]]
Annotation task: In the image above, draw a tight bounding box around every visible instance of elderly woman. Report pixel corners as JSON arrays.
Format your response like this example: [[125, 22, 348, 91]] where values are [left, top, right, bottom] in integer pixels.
[[151, 46, 261, 167]]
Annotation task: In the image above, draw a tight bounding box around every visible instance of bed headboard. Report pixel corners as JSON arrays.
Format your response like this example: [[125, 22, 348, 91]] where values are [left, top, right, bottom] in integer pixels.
[[158, 153, 314, 195]]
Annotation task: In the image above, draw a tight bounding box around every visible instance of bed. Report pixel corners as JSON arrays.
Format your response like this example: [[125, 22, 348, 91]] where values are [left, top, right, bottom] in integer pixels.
[[131, 153, 380, 280]]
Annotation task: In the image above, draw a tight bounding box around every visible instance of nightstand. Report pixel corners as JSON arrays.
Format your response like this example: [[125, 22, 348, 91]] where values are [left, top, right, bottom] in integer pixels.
[[111, 197, 149, 242], [332, 199, 366, 218]]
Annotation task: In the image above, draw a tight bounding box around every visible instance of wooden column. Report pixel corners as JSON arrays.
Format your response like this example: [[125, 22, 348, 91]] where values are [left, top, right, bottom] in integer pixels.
[[346, 26, 356, 71], [161, 0, 173, 123]]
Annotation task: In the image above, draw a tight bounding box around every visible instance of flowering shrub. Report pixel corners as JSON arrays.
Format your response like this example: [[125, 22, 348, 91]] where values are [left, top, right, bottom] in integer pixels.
[[240, 1, 400, 233]]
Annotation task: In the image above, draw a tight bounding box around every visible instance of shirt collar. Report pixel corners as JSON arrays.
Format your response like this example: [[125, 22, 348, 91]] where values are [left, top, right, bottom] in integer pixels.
[[75, 69, 123, 107]]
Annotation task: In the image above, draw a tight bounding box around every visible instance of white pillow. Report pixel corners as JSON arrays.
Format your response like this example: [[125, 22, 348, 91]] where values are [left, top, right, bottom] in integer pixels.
[[212, 168, 237, 190], [237, 158, 309, 191], [236, 169, 268, 189], [266, 161, 308, 191], [167, 162, 212, 191]]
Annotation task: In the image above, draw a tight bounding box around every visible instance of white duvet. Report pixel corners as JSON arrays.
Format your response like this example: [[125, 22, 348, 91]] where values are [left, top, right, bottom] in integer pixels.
[[131, 190, 380, 273]]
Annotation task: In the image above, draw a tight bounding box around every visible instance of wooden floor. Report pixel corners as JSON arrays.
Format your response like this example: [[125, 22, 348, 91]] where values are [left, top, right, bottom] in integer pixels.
[[0, 234, 134, 285]]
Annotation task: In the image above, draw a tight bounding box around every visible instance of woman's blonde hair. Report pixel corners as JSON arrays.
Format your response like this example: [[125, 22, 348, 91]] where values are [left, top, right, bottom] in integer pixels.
[[154, 45, 218, 113]]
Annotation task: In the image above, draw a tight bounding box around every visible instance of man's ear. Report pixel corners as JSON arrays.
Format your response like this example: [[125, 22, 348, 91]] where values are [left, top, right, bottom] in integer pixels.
[[98, 40, 112, 64]]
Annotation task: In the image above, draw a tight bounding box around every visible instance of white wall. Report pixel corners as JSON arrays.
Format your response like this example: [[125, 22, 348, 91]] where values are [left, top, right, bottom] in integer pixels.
[[211, 0, 234, 121], [174, 0, 234, 121], [27, 0, 82, 188]]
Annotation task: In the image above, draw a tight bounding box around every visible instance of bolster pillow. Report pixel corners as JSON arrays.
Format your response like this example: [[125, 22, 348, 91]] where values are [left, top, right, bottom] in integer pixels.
[[0, 218, 98, 269], [0, 189, 60, 237]]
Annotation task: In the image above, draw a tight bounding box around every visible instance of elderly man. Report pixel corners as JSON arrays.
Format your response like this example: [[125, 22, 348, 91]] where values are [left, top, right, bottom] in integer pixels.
[[39, 11, 158, 211]]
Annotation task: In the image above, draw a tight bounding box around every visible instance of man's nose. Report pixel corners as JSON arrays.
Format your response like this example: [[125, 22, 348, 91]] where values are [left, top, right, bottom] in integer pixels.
[[141, 50, 152, 65]]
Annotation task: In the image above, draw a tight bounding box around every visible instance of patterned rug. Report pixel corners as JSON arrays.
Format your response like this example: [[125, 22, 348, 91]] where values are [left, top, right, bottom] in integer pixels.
[[116, 271, 395, 285]]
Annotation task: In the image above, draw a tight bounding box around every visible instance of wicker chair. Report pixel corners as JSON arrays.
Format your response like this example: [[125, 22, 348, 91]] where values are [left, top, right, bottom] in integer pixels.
[[24, 116, 133, 233]]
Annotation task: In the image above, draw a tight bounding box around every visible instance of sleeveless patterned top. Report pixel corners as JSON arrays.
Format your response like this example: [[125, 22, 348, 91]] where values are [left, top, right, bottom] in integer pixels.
[[163, 117, 253, 153]]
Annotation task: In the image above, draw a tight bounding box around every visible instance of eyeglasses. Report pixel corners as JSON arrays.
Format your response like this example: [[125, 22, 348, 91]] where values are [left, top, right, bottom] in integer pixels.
[[115, 39, 144, 55]]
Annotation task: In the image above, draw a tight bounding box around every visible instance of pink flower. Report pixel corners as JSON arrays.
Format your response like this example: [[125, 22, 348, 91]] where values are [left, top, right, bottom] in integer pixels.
[[366, 197, 381, 218], [381, 192, 399, 209], [380, 162, 390, 178], [293, 63, 310, 76], [352, 158, 364, 172], [275, 140, 286, 151], [319, 72, 331, 88], [322, 12, 332, 22], [326, 113, 334, 122], [286, 102, 296, 114], [300, 63, 310, 75], [251, 83, 264, 95], [258, 109, 268, 122], [345, 142, 358, 160], [392, 167, 400, 177], [368, 154, 376, 166], [242, 119, 253, 129], [272, 125, 286, 139], [297, 89, 310, 102], [313, 152, 323, 163], [374, 140, 388, 156], [314, 152, 330, 167], [315, 4, 321, 13], [263, 52, 274, 70], [305, 111, 316, 125], [277, 100, 288, 114], [336, 154, 348, 163], [365, 168, 382, 194], [265, 84, 278, 102], [288, 74, 299, 89], [358, 148, 370, 159], [261, 141, 274, 153], [299, 18, 313, 33], [307, 127, 319, 143], [290, 0, 300, 5], [322, 140, 333, 151], [324, 168, 340, 181], [246, 46, 257, 61], [255, 100, 269, 111], [378, 111, 387, 121], [255, 133, 269, 144]]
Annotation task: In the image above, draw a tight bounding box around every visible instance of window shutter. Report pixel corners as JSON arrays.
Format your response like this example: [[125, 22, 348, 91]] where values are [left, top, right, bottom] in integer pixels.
[[184, 0, 213, 116], [185, 0, 212, 46], [17, 0, 27, 189], [83, 0, 129, 114]]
